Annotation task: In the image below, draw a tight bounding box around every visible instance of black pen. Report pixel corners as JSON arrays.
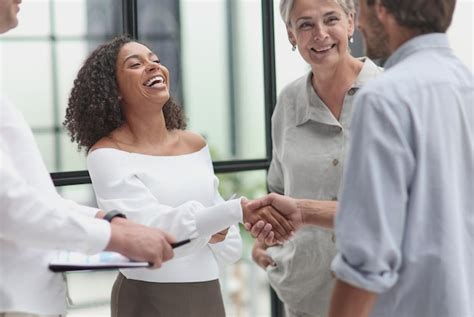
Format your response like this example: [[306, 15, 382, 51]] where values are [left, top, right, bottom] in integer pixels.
[[171, 239, 191, 249]]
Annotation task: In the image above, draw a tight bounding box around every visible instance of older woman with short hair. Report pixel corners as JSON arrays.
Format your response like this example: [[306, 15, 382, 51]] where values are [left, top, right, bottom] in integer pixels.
[[251, 0, 382, 316]]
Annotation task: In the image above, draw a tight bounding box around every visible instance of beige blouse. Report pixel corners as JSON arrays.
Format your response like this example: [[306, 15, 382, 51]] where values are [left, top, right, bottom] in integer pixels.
[[266, 58, 383, 316]]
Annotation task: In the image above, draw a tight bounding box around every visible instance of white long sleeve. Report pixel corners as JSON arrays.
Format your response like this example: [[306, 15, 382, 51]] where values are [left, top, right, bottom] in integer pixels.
[[0, 96, 110, 254], [87, 145, 243, 282], [207, 225, 242, 265], [206, 194, 243, 265], [0, 148, 109, 253], [0, 95, 110, 315]]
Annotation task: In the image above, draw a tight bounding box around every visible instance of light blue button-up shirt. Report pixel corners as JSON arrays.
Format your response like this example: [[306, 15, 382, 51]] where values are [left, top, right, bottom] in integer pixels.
[[331, 33, 474, 317]]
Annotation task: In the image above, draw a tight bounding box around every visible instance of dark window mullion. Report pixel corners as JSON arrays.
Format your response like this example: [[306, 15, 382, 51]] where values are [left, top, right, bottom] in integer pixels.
[[122, 0, 138, 38], [51, 159, 270, 187]]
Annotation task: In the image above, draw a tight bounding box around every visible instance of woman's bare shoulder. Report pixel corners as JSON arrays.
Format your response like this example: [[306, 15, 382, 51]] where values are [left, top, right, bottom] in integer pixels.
[[176, 130, 207, 152], [89, 136, 119, 154]]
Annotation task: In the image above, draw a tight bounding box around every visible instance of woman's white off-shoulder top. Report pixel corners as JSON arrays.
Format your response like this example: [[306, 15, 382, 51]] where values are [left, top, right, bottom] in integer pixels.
[[87, 145, 243, 283]]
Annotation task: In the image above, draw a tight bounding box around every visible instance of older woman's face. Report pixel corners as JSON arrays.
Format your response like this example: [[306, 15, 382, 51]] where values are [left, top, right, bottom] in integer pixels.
[[115, 42, 170, 110], [288, 0, 354, 68]]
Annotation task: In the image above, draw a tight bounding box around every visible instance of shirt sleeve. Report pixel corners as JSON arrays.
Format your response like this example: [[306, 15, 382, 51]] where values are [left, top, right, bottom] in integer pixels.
[[207, 187, 243, 265], [267, 98, 285, 194], [0, 143, 110, 254], [268, 149, 285, 194], [331, 92, 415, 293], [87, 150, 243, 258]]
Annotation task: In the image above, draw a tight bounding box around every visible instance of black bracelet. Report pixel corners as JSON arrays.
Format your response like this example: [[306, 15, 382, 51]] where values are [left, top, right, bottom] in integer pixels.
[[103, 210, 127, 223]]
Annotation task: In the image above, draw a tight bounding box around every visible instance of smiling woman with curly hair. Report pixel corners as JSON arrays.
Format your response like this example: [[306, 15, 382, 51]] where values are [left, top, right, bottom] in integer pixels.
[[64, 35, 245, 317], [64, 35, 186, 152]]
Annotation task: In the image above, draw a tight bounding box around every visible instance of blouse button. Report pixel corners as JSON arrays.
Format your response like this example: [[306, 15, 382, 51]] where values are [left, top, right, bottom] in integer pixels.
[[332, 158, 339, 166], [348, 88, 357, 96]]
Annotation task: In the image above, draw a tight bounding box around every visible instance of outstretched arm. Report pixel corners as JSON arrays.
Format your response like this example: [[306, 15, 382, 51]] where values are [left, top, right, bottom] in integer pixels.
[[244, 193, 337, 244], [328, 279, 377, 317]]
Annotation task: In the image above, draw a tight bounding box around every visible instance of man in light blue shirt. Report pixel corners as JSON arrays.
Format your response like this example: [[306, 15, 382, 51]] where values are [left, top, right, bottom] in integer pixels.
[[328, 0, 474, 316], [246, 0, 473, 316]]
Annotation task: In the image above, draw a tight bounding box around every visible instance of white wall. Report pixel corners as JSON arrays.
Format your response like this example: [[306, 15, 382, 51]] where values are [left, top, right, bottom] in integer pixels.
[[448, 0, 474, 71]]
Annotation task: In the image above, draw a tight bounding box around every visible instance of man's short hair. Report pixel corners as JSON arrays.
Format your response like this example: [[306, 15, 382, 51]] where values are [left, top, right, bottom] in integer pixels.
[[367, 0, 456, 33]]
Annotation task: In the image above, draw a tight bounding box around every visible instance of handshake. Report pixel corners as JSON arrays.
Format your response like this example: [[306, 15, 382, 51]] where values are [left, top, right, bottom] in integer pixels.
[[241, 193, 303, 245], [107, 193, 309, 269]]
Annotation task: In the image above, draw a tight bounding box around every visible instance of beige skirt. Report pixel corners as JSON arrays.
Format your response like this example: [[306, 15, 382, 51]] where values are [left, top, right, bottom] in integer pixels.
[[111, 273, 226, 317]]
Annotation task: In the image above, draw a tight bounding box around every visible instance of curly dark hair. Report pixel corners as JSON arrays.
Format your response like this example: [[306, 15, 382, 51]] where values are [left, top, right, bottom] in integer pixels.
[[64, 35, 186, 152]]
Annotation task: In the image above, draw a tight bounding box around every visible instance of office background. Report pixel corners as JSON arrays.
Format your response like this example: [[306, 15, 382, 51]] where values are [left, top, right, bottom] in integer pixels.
[[0, 0, 472, 316]]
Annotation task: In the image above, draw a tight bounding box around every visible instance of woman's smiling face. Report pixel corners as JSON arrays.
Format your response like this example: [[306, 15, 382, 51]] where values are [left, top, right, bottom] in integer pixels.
[[115, 42, 171, 111], [287, 0, 354, 68]]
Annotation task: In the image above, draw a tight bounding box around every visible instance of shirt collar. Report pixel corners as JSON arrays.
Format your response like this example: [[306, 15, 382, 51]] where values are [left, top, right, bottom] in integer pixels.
[[295, 57, 381, 127], [353, 57, 382, 87], [385, 33, 451, 69]]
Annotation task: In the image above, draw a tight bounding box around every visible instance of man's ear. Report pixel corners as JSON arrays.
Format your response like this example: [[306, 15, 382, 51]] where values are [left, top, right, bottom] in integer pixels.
[[374, 0, 388, 21]]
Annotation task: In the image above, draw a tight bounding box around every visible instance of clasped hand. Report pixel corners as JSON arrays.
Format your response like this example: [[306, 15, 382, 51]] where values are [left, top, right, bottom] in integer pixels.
[[242, 193, 303, 245]]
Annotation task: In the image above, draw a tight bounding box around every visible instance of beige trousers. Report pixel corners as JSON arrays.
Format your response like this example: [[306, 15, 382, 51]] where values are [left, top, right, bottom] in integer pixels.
[[111, 272, 226, 317]]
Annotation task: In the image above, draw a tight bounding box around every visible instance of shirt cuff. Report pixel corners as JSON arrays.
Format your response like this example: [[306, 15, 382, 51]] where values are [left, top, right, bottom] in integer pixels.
[[331, 253, 399, 293], [80, 216, 111, 254], [195, 199, 243, 237], [207, 239, 228, 253]]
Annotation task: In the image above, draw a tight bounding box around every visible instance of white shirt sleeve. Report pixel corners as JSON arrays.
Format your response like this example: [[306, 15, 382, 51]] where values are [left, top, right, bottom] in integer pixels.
[[0, 142, 110, 254], [331, 92, 415, 293], [87, 150, 243, 258], [206, 188, 243, 265]]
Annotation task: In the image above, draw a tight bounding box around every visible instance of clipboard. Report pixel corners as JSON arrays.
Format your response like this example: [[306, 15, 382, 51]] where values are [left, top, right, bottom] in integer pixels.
[[49, 239, 191, 272]]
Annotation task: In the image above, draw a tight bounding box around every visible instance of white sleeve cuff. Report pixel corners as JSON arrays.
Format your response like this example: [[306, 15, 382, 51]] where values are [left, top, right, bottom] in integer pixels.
[[80, 216, 111, 254], [207, 239, 227, 253], [195, 199, 243, 237]]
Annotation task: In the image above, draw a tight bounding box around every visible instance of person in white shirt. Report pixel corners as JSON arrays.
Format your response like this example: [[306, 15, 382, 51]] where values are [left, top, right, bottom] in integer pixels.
[[64, 36, 294, 316], [0, 1, 175, 316]]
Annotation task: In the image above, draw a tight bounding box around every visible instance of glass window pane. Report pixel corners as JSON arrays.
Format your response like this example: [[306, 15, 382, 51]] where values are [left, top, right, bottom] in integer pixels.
[[0, 42, 53, 128], [60, 131, 87, 172], [54, 0, 123, 38], [2, 1, 50, 37], [83, 0, 123, 38], [58, 182, 97, 211], [54, 0, 88, 37], [232, 0, 266, 160], [56, 41, 89, 126], [32, 131, 56, 172], [136, 0, 268, 161]]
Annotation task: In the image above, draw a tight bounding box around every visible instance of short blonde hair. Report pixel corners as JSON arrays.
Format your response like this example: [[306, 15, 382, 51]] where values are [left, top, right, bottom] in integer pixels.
[[280, 0, 356, 26]]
